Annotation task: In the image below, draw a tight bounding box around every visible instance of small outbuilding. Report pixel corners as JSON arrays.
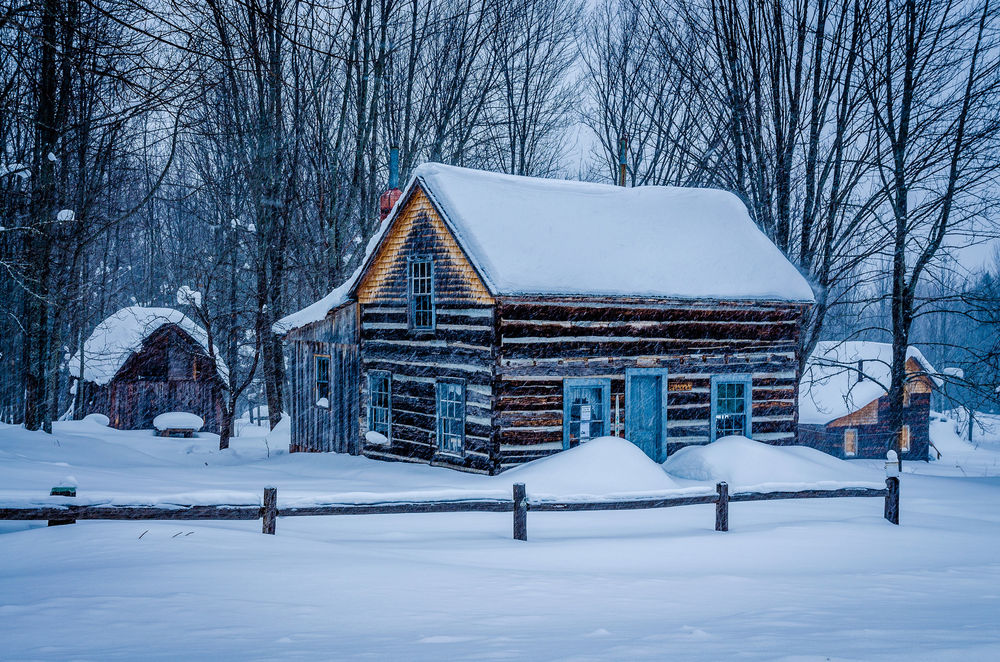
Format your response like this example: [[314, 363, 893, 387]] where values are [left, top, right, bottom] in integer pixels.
[[71, 306, 228, 433], [798, 341, 939, 461], [276, 163, 815, 473]]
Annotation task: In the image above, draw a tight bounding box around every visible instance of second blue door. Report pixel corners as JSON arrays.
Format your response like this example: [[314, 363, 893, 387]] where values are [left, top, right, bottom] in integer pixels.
[[626, 369, 667, 462]]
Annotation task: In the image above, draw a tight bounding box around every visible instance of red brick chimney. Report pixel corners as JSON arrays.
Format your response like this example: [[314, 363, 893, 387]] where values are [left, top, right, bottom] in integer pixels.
[[379, 146, 402, 221]]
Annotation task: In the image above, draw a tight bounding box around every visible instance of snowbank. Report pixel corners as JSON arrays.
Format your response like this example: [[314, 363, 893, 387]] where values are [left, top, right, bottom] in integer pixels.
[[153, 412, 204, 432], [500, 437, 687, 500], [82, 413, 109, 426], [662, 436, 883, 492]]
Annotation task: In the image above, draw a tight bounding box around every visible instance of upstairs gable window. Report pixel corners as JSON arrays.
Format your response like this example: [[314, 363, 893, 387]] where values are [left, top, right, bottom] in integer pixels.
[[408, 256, 435, 331]]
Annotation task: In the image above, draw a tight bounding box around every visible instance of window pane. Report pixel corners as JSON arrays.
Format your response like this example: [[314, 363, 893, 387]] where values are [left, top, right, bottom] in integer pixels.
[[566, 384, 605, 447], [437, 381, 465, 454], [410, 259, 434, 330], [368, 373, 391, 437], [714, 378, 749, 439], [316, 356, 331, 401]]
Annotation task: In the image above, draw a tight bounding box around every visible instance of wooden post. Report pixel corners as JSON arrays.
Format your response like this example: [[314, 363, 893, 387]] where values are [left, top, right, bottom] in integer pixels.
[[48, 486, 76, 526], [884, 477, 899, 525], [513, 483, 527, 541], [262, 487, 277, 535], [715, 482, 729, 532]]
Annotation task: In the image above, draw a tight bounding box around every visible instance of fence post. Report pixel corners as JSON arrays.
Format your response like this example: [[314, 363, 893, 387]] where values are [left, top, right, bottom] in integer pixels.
[[884, 477, 899, 525], [48, 485, 77, 527], [262, 487, 277, 535], [513, 483, 527, 541], [715, 482, 729, 532]]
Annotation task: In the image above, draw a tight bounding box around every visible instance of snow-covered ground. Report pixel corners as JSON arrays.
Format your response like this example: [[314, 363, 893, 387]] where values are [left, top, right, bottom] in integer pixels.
[[2, 418, 1000, 660]]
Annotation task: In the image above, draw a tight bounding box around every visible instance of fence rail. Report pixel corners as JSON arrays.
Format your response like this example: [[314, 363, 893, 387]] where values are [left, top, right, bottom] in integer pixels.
[[0, 477, 900, 539]]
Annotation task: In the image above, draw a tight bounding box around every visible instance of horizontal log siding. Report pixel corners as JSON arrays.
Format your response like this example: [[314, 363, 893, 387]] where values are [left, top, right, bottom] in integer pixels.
[[361, 305, 496, 473], [495, 299, 805, 468], [354, 186, 498, 472]]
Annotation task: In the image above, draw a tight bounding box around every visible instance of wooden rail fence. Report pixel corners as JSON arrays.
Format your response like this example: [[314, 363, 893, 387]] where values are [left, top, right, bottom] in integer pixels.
[[0, 478, 900, 540]]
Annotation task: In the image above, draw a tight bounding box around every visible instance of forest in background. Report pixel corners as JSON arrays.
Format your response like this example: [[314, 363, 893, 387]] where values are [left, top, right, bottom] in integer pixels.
[[2, 0, 1000, 442]]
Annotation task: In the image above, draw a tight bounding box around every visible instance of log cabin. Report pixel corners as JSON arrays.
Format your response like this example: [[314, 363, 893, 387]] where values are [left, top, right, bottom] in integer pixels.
[[798, 341, 940, 461], [71, 306, 228, 433], [276, 163, 815, 473]]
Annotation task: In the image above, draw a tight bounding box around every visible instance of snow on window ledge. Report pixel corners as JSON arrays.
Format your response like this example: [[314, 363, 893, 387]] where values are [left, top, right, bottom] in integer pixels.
[[315, 397, 329, 409]]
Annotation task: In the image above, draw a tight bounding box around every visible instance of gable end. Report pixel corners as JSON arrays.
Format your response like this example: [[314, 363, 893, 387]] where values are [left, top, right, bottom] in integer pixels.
[[355, 186, 493, 306]]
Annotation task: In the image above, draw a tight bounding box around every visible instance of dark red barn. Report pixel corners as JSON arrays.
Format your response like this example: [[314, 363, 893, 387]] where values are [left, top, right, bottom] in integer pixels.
[[71, 307, 228, 433]]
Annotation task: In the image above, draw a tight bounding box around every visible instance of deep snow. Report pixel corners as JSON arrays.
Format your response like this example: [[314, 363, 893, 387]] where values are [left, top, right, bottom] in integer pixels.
[[1, 417, 999, 660]]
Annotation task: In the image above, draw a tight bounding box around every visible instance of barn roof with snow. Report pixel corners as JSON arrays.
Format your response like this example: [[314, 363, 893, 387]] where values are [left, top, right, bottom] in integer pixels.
[[71, 306, 228, 386], [277, 163, 814, 332], [799, 341, 940, 425]]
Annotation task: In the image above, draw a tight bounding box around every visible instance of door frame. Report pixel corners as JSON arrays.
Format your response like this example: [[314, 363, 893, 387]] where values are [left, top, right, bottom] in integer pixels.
[[625, 367, 669, 462]]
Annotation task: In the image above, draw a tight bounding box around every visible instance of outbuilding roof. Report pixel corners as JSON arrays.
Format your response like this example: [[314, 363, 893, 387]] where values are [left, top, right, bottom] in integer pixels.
[[276, 163, 814, 333], [71, 306, 229, 386], [799, 341, 940, 425]]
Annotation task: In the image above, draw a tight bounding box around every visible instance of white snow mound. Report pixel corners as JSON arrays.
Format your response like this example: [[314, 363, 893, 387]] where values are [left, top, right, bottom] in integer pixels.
[[82, 413, 110, 426], [153, 412, 204, 432], [501, 436, 680, 499], [662, 436, 882, 491]]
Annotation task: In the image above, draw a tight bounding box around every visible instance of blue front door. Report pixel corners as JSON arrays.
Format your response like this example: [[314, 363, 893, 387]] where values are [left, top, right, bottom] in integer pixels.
[[626, 369, 667, 462]]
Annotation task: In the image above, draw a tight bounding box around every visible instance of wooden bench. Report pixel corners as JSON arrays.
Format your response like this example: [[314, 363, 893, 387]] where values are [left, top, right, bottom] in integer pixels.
[[156, 428, 196, 438]]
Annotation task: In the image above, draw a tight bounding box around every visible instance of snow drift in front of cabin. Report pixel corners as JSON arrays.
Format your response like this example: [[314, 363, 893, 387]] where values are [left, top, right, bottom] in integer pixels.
[[662, 436, 883, 491], [70, 306, 229, 386], [498, 436, 683, 499]]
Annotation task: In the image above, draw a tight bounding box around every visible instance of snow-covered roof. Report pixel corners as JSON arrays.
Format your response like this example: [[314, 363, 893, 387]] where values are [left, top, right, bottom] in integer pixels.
[[276, 163, 814, 333], [71, 306, 229, 386], [799, 341, 940, 425], [416, 163, 814, 301]]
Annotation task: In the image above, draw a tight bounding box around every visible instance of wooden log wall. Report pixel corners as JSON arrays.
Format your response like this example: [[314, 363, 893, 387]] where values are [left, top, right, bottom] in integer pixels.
[[356, 185, 497, 474], [493, 298, 806, 469], [286, 304, 360, 454]]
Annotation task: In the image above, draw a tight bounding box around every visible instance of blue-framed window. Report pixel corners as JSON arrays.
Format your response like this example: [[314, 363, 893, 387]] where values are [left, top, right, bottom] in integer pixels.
[[436, 379, 465, 455], [563, 378, 612, 449], [710, 374, 752, 441], [367, 371, 392, 439], [408, 256, 435, 331]]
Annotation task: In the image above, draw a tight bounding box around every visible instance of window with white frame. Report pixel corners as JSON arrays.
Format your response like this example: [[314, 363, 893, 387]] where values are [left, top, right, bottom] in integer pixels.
[[408, 256, 435, 331], [367, 371, 391, 439], [436, 380, 465, 454], [710, 374, 752, 441], [844, 428, 858, 456]]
